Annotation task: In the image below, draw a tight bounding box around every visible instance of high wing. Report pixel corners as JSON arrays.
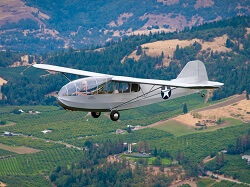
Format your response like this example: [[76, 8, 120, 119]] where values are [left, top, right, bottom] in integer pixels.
[[33, 60, 223, 89], [33, 64, 108, 77]]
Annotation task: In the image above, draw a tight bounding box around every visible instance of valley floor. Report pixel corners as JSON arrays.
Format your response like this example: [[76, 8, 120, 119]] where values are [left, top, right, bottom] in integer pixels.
[[0, 93, 249, 186]]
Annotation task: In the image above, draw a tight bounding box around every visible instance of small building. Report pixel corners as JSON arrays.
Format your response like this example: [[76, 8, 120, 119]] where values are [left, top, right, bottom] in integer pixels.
[[242, 155, 250, 165], [3, 131, 12, 136], [18, 109, 24, 113], [41, 130, 52, 134]]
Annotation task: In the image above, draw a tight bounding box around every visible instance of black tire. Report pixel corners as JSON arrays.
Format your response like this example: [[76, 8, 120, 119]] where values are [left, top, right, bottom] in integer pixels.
[[110, 110, 120, 121], [201, 93, 205, 98], [91, 112, 101, 118]]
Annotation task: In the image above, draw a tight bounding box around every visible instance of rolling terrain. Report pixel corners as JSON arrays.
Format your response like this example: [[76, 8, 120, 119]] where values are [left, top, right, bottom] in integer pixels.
[[0, 10, 249, 186], [0, 0, 249, 52], [0, 93, 249, 186]]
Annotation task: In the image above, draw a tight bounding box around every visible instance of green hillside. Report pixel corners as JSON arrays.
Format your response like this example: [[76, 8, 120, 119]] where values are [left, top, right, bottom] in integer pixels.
[[0, 0, 249, 52], [0, 16, 249, 105]]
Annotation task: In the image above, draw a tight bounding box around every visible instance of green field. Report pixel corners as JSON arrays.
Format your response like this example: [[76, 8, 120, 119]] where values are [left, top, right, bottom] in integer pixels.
[[0, 148, 16, 157], [0, 94, 249, 186], [197, 178, 217, 187], [153, 120, 196, 136], [153, 118, 244, 137], [120, 154, 172, 166], [0, 148, 84, 176]]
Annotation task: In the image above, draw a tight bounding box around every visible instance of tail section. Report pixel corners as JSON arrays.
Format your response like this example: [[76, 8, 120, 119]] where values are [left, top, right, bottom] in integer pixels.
[[177, 60, 208, 83], [171, 60, 223, 89]]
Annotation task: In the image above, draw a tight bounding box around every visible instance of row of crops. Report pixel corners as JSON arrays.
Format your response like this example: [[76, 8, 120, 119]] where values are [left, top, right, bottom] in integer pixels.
[[0, 93, 207, 144], [0, 148, 84, 176], [153, 123, 250, 163]]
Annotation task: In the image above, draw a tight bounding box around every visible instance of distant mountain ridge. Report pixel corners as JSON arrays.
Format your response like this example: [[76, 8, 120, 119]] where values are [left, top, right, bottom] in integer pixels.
[[0, 0, 249, 53]]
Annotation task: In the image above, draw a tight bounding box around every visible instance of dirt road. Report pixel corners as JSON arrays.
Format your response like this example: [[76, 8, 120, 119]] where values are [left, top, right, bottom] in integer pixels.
[[194, 94, 246, 112]]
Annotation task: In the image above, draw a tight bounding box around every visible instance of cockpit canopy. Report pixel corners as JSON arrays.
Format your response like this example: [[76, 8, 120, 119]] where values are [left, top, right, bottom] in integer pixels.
[[58, 77, 112, 96], [58, 77, 141, 97]]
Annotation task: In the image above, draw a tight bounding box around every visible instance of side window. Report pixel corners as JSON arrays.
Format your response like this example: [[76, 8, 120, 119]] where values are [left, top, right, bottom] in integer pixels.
[[131, 84, 140, 92], [104, 81, 114, 94], [119, 83, 130, 93]]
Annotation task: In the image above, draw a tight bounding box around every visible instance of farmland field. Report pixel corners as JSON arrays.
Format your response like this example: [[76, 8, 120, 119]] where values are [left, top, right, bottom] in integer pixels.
[[0, 93, 249, 186], [0, 144, 40, 154], [153, 120, 196, 136], [0, 148, 16, 157]]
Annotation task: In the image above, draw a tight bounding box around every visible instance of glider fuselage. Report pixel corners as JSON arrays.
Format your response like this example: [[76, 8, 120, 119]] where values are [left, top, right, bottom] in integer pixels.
[[57, 83, 198, 112]]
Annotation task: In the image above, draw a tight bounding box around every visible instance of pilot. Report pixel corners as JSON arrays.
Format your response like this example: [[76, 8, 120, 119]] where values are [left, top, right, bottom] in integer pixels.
[[72, 82, 88, 96]]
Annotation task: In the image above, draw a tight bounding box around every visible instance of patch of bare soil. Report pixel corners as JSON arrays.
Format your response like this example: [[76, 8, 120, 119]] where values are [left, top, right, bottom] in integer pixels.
[[203, 155, 215, 164], [170, 179, 197, 187], [122, 34, 231, 66], [0, 181, 7, 187], [194, 0, 214, 9], [108, 12, 133, 27], [174, 97, 249, 127], [157, 0, 179, 6], [0, 144, 41, 154], [199, 99, 250, 123], [0, 77, 7, 86], [0, 0, 49, 26]]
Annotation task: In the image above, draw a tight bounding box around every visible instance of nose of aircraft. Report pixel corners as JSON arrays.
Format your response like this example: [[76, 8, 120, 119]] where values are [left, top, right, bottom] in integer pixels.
[[56, 97, 67, 109]]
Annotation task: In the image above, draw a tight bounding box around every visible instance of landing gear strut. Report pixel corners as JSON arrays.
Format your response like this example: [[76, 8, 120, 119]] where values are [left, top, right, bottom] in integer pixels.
[[110, 110, 120, 121], [91, 112, 101, 118]]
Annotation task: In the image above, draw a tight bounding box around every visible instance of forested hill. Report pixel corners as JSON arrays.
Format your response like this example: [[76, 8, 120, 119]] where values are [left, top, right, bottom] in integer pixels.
[[0, 16, 249, 106], [0, 0, 249, 53]]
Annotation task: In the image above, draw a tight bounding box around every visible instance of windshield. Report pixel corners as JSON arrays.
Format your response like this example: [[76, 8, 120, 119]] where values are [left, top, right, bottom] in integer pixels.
[[58, 77, 111, 96]]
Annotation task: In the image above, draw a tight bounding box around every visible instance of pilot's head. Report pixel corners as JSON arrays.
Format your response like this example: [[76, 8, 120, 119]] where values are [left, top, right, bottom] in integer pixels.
[[82, 82, 87, 90]]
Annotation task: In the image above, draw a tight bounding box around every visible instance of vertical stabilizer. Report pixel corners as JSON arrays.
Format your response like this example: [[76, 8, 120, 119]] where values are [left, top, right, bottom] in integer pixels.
[[177, 60, 208, 83]]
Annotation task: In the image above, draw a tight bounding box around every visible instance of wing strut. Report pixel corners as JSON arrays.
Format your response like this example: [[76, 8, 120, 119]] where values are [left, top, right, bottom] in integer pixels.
[[61, 73, 72, 82]]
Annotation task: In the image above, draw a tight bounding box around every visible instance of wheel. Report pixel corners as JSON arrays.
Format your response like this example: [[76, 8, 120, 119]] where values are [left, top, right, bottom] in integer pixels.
[[201, 93, 205, 98], [91, 112, 101, 118], [110, 110, 120, 121]]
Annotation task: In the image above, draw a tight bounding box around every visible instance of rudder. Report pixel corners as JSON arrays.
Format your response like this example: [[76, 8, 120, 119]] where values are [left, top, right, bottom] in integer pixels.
[[177, 60, 208, 83]]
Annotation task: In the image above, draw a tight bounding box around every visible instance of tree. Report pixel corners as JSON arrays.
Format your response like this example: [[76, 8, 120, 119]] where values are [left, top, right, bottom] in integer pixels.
[[0, 120, 7, 125], [136, 45, 142, 55], [137, 141, 143, 153], [183, 103, 188, 114], [144, 141, 150, 153], [215, 152, 225, 167], [153, 147, 158, 157], [226, 38, 234, 48], [161, 51, 164, 67], [153, 156, 162, 166], [12, 108, 21, 115], [127, 126, 132, 133]]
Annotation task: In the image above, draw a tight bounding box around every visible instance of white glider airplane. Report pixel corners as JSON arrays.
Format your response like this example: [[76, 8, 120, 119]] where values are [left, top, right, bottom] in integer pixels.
[[33, 60, 223, 121]]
